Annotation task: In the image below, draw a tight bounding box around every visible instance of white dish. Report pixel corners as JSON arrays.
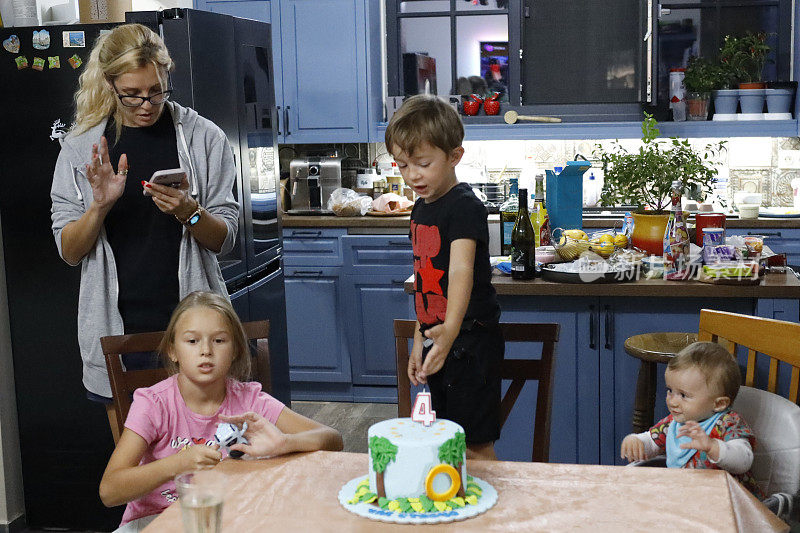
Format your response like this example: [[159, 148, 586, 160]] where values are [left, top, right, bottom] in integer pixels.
[[737, 204, 760, 219], [338, 475, 498, 524]]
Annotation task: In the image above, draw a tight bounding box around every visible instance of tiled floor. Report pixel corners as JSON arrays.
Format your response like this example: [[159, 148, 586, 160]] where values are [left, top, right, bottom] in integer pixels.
[[292, 401, 398, 454]]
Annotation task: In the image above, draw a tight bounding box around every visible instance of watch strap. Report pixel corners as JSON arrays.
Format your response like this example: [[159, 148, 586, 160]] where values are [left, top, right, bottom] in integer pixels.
[[177, 201, 203, 226]]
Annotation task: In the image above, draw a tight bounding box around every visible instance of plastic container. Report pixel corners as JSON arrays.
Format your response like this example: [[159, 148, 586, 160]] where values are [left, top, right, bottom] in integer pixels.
[[669, 68, 687, 121], [738, 204, 760, 219], [583, 172, 600, 207]]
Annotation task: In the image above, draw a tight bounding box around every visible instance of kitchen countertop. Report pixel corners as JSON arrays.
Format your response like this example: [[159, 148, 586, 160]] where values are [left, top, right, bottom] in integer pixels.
[[403, 271, 800, 298], [282, 214, 800, 229]]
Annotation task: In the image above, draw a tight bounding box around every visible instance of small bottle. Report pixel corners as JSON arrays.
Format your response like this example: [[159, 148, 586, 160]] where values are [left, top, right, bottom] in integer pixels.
[[530, 173, 551, 247], [663, 180, 690, 280], [511, 188, 536, 280], [499, 178, 519, 256], [583, 172, 599, 207]]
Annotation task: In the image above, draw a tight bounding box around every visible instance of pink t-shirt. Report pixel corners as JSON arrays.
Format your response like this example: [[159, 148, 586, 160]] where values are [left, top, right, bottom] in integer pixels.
[[120, 374, 284, 525]]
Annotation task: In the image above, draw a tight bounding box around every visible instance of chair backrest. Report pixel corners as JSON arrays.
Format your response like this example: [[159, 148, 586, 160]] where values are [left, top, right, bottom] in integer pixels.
[[698, 309, 800, 404], [101, 320, 271, 442], [732, 386, 800, 496], [393, 320, 560, 463]]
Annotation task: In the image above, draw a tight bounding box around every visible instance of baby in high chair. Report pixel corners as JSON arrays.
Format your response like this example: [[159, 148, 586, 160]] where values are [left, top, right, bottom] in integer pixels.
[[620, 341, 763, 498]]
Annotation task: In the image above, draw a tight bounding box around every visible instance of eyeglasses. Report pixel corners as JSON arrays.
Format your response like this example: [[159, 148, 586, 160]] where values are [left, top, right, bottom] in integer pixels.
[[112, 81, 172, 108]]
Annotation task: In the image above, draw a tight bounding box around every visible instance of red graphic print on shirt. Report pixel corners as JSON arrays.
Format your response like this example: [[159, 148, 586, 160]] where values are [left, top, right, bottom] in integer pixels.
[[411, 221, 447, 324]]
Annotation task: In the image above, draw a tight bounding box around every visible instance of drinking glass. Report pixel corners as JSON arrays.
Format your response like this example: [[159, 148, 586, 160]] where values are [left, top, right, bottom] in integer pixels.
[[175, 471, 226, 533]]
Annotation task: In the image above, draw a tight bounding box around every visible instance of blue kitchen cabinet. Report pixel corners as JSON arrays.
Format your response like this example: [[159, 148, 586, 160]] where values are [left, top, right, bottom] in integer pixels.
[[275, 0, 381, 142], [342, 235, 413, 389], [196, 0, 382, 143], [283, 229, 353, 401]]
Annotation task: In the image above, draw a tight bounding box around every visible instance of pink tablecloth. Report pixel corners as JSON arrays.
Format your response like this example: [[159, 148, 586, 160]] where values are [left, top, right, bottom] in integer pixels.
[[144, 451, 787, 532]]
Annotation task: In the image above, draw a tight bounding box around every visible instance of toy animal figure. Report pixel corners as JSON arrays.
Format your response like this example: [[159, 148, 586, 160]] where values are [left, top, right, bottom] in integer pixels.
[[214, 422, 248, 459], [50, 119, 67, 144]]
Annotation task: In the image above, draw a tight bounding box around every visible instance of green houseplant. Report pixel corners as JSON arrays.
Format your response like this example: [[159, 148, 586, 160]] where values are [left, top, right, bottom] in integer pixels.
[[595, 113, 725, 254], [719, 32, 771, 86], [682, 56, 717, 120]]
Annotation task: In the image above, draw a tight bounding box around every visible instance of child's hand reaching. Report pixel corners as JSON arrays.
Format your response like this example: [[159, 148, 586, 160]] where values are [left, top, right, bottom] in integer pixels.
[[678, 421, 721, 461], [181, 442, 222, 471], [620, 434, 647, 463], [417, 324, 458, 384], [220, 412, 289, 458]]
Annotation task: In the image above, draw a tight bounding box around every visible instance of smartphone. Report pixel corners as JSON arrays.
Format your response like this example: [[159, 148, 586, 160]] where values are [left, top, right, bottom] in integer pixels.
[[144, 168, 186, 195]]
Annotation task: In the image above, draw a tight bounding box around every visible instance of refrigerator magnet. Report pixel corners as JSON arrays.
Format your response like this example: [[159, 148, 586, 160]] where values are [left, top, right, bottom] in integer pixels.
[[3, 35, 20, 54], [62, 31, 86, 48], [32, 57, 45, 71], [33, 30, 51, 50], [15, 56, 29, 70], [48, 56, 60, 69], [68, 54, 82, 69]]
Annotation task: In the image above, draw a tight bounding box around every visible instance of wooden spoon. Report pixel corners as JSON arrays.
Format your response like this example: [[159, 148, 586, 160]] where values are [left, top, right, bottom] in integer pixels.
[[504, 110, 562, 124]]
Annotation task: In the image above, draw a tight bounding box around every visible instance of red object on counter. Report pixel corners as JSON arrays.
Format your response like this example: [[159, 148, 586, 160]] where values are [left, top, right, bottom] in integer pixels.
[[463, 100, 480, 115], [695, 212, 726, 246], [484, 99, 500, 115]]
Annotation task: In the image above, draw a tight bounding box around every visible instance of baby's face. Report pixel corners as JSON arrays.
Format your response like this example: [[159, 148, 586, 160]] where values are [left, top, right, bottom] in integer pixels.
[[664, 367, 726, 423]]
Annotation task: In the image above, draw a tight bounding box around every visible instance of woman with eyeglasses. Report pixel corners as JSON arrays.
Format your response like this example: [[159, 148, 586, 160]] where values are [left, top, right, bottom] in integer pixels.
[[50, 23, 239, 432]]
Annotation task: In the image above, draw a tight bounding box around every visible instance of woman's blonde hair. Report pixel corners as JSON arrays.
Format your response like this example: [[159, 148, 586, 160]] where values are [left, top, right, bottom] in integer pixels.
[[73, 23, 174, 140], [158, 291, 252, 381]]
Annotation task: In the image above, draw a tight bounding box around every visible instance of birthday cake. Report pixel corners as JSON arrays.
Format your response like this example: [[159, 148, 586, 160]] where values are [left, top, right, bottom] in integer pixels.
[[345, 417, 487, 516]]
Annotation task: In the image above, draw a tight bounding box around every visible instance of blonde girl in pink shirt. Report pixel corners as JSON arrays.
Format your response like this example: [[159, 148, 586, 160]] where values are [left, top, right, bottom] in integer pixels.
[[99, 291, 343, 531]]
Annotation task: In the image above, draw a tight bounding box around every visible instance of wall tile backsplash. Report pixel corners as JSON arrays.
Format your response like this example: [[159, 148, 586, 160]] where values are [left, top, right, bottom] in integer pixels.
[[372, 136, 800, 208]]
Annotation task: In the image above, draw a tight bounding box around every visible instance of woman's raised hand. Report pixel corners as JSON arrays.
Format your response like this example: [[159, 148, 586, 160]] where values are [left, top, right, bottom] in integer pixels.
[[85, 136, 127, 211]]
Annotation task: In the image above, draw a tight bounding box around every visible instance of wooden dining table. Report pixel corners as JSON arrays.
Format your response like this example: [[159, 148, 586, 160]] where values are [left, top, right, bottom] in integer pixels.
[[144, 450, 787, 532]]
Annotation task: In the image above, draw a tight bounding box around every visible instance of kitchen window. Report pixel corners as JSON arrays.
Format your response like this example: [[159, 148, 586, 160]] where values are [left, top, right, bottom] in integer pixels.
[[386, 0, 793, 122], [385, 0, 521, 103]]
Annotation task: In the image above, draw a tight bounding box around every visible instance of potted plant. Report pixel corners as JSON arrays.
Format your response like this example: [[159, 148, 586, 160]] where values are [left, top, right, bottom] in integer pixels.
[[719, 32, 772, 117], [710, 58, 739, 118], [682, 56, 716, 120], [594, 113, 725, 255]]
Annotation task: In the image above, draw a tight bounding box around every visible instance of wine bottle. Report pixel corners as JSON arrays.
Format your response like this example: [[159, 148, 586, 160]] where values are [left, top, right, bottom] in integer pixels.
[[530, 173, 551, 247], [511, 188, 536, 280], [499, 178, 519, 256]]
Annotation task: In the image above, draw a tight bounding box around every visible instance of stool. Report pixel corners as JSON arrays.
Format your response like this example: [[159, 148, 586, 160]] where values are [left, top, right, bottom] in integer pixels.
[[624, 332, 698, 433]]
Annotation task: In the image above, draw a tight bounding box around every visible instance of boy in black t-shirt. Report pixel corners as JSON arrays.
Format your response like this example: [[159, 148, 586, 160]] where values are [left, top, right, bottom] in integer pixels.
[[386, 95, 503, 459]]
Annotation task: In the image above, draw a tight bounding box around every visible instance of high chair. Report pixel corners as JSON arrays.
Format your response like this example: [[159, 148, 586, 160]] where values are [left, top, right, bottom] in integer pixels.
[[698, 309, 800, 510], [101, 320, 272, 444], [393, 319, 560, 462]]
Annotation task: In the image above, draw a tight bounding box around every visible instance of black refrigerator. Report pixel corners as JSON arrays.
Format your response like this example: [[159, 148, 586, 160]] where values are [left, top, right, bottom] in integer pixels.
[[0, 9, 289, 530]]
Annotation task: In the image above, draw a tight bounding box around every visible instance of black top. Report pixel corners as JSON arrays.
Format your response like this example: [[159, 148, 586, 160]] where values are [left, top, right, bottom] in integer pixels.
[[105, 109, 182, 334], [409, 182, 500, 329]]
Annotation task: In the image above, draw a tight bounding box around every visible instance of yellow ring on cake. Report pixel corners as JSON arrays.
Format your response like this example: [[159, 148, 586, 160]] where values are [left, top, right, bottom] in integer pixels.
[[425, 464, 461, 502]]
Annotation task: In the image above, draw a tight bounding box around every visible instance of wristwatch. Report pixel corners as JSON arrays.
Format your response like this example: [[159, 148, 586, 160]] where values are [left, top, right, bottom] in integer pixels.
[[178, 200, 203, 226]]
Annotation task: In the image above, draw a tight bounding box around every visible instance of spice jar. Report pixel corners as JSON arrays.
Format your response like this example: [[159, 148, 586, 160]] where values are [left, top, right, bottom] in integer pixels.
[[372, 179, 387, 199]]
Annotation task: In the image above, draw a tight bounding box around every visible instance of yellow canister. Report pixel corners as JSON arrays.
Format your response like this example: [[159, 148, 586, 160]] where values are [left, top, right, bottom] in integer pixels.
[[386, 175, 404, 195]]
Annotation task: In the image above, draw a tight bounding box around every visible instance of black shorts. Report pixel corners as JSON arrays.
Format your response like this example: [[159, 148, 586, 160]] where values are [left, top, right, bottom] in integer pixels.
[[424, 322, 504, 445]]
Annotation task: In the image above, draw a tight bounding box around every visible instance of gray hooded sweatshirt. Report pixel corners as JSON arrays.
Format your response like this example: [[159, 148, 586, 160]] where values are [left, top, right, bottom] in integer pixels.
[[51, 102, 239, 397]]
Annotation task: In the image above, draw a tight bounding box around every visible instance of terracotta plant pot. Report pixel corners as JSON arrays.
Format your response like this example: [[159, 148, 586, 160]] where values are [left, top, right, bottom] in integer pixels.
[[686, 93, 709, 121], [739, 82, 767, 90], [631, 212, 671, 256]]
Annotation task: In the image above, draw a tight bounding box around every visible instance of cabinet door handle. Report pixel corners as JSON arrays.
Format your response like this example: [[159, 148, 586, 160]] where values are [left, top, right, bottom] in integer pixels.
[[750, 231, 782, 238], [284, 106, 290, 136], [291, 230, 322, 237], [391, 278, 408, 285], [589, 304, 597, 350], [276, 105, 281, 135], [388, 241, 410, 246], [292, 270, 323, 277], [604, 304, 613, 349]]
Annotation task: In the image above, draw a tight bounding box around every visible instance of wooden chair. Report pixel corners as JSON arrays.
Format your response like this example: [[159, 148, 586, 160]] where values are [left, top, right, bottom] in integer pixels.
[[393, 319, 560, 462], [101, 320, 272, 444], [698, 309, 800, 402], [698, 309, 800, 509]]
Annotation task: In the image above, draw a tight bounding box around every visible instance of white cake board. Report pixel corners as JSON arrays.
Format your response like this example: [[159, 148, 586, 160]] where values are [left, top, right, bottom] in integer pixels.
[[338, 475, 498, 524]]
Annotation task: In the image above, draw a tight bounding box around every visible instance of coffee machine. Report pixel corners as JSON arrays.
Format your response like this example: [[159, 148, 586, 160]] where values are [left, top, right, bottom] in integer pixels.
[[287, 156, 342, 215]]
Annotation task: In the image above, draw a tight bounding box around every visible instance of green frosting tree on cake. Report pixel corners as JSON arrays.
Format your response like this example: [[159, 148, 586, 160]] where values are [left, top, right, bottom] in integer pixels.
[[438, 431, 466, 498], [369, 436, 398, 498]]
